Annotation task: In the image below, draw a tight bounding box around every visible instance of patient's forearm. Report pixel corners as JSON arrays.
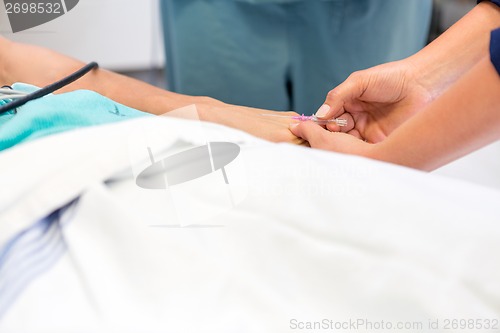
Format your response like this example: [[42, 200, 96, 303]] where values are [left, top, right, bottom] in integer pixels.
[[0, 37, 303, 144], [375, 57, 500, 171], [0, 36, 214, 114]]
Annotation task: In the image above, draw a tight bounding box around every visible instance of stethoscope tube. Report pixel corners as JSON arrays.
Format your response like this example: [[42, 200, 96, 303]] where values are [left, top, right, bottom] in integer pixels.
[[0, 62, 99, 115]]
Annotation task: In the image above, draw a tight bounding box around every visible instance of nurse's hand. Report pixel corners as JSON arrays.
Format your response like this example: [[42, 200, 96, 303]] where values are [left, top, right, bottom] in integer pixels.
[[315, 60, 433, 143], [289, 121, 380, 158]]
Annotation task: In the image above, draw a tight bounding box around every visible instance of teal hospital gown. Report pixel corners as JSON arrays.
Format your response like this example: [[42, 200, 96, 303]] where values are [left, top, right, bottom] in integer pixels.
[[161, 0, 432, 115], [0, 84, 150, 152]]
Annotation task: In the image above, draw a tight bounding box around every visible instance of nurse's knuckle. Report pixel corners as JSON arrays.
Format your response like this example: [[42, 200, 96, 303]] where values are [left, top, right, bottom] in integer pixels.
[[347, 71, 363, 83], [327, 89, 340, 100]]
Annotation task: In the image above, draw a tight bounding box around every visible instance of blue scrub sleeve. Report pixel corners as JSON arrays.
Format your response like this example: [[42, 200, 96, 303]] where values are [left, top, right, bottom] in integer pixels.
[[477, 0, 500, 75], [477, 0, 500, 6], [491, 29, 500, 75]]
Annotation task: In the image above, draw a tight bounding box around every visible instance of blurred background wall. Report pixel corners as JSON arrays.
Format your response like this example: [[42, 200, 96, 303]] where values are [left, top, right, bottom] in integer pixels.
[[428, 0, 476, 41], [1, 0, 478, 73], [0, 0, 165, 71]]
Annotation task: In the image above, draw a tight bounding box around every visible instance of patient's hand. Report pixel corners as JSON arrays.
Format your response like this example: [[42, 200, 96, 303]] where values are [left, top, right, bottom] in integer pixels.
[[195, 98, 306, 145]]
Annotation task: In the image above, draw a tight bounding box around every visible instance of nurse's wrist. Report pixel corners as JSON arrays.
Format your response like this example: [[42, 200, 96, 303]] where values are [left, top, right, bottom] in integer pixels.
[[404, 54, 445, 102], [362, 140, 391, 165], [364, 139, 412, 170], [406, 1, 500, 101], [369, 131, 436, 171]]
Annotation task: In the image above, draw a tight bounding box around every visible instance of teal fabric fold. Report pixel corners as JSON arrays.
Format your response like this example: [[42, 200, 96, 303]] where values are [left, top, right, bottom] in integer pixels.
[[0, 83, 150, 151]]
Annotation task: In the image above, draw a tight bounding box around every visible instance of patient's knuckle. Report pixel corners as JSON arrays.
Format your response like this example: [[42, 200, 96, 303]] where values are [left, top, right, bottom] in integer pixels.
[[284, 111, 299, 117]]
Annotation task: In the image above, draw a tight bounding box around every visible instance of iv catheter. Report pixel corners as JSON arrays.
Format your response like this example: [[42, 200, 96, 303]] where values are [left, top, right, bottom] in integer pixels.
[[261, 113, 348, 127]]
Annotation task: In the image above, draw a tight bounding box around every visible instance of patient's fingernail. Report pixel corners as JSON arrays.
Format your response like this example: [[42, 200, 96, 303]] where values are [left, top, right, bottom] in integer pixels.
[[289, 123, 299, 129], [315, 104, 330, 118]]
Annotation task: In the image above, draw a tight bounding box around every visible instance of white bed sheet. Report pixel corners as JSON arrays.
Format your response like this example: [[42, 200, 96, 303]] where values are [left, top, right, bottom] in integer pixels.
[[1, 114, 499, 333]]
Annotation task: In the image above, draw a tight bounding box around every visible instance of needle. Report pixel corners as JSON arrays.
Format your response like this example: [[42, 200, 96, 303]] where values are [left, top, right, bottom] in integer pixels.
[[261, 114, 348, 127]]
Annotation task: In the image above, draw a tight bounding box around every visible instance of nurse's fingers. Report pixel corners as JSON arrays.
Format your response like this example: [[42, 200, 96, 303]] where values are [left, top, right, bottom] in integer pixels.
[[325, 112, 355, 133], [315, 72, 367, 120], [289, 121, 333, 150], [289, 121, 371, 156], [348, 128, 363, 140]]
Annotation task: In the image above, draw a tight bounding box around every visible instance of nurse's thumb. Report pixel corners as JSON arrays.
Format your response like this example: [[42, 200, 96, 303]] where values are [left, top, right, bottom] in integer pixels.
[[316, 73, 364, 120]]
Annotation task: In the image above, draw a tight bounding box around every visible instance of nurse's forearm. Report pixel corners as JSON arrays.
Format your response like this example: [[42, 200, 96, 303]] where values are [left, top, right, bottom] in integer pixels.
[[407, 1, 500, 99], [375, 57, 500, 171]]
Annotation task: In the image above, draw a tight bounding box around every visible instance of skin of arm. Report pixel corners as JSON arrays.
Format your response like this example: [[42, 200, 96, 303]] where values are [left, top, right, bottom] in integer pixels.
[[408, 1, 500, 99], [0, 36, 304, 145], [314, 1, 500, 143], [290, 56, 500, 171]]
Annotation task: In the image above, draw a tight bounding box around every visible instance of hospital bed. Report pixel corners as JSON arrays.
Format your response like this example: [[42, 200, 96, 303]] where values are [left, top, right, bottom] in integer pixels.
[[1, 103, 499, 332]]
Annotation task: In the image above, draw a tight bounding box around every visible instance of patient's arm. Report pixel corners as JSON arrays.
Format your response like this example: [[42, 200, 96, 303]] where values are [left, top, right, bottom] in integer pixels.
[[0, 37, 303, 144], [291, 56, 500, 171]]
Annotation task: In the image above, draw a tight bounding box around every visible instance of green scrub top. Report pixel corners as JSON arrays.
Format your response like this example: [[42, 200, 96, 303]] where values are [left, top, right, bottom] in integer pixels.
[[227, 0, 338, 2], [161, 0, 432, 115], [218, 0, 341, 3]]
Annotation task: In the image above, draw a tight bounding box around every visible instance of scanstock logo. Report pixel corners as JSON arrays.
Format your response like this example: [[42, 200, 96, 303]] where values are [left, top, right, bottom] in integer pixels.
[[3, 0, 79, 33]]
